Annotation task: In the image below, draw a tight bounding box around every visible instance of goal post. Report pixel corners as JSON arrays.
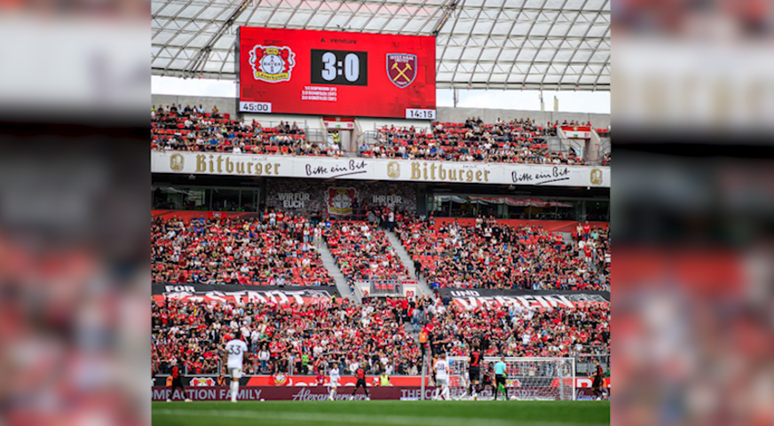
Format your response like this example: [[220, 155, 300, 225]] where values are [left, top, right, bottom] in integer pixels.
[[447, 356, 575, 401], [446, 356, 469, 400]]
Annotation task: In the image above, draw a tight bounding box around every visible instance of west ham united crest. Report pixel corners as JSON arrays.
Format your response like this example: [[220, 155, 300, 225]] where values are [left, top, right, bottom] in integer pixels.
[[386, 53, 417, 88]]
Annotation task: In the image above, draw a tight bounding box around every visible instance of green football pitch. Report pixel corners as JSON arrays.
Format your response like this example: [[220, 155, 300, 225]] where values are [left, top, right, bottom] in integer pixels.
[[153, 400, 610, 426]]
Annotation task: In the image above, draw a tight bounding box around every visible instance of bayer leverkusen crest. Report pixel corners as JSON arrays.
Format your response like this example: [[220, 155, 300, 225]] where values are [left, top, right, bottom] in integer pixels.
[[386, 54, 417, 88], [327, 187, 356, 216], [249, 45, 296, 83]]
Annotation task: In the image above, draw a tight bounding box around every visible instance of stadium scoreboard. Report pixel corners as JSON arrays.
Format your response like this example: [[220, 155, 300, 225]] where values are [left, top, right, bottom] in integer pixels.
[[238, 27, 436, 119]]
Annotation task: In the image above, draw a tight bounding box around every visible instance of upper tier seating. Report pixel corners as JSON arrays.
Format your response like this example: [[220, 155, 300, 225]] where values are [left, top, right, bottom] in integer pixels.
[[152, 106, 606, 165], [151, 104, 342, 156], [360, 117, 590, 165]]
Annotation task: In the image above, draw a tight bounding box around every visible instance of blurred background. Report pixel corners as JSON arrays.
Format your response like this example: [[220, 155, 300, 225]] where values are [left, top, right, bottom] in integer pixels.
[[0, 2, 150, 426], [614, 146, 774, 426], [614, 0, 774, 425], [1, 0, 773, 425]]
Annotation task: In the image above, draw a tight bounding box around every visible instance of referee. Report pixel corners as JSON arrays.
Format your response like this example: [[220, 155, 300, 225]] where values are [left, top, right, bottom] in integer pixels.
[[493, 356, 508, 401]]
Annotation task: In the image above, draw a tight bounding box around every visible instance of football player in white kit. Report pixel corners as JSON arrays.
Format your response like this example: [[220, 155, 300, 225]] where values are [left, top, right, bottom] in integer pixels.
[[223, 334, 248, 403], [328, 360, 340, 401], [433, 353, 450, 400]]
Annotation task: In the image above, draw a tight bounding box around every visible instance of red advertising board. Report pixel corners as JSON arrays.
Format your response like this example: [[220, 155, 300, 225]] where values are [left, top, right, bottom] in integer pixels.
[[238, 27, 436, 119]]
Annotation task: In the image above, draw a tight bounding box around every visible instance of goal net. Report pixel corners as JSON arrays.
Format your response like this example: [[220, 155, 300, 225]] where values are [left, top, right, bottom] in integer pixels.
[[447, 356, 575, 400], [446, 356, 469, 400]]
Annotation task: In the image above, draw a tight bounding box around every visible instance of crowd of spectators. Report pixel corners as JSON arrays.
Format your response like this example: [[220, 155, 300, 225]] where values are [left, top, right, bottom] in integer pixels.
[[415, 298, 610, 359], [150, 206, 611, 377], [397, 215, 609, 290], [360, 117, 587, 165], [575, 223, 610, 282], [601, 151, 611, 166], [152, 296, 424, 377], [151, 105, 609, 166], [151, 212, 333, 286], [151, 293, 609, 377], [322, 220, 410, 284], [151, 104, 342, 156], [150, 208, 609, 290]]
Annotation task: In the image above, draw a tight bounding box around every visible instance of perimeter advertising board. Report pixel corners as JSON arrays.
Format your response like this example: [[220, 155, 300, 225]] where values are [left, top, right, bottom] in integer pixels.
[[152, 385, 608, 401]]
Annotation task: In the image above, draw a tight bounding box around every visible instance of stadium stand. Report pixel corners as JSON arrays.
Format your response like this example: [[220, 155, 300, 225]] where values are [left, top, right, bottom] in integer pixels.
[[152, 296, 424, 376], [151, 213, 334, 286], [322, 220, 410, 284], [421, 299, 610, 359], [151, 104, 343, 156], [151, 292, 610, 376], [152, 105, 601, 165], [397, 215, 609, 290], [361, 117, 587, 165], [150, 209, 609, 290]]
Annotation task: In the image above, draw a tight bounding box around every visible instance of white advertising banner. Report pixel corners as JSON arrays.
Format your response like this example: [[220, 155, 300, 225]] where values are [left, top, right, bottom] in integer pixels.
[[153, 151, 610, 188], [565, 130, 592, 139]]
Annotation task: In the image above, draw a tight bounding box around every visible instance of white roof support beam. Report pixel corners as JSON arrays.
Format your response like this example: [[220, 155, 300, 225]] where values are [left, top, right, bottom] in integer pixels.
[[151, 0, 611, 91]]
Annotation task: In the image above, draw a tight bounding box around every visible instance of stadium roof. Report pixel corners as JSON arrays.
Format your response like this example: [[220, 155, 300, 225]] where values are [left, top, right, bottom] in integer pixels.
[[152, 0, 610, 91]]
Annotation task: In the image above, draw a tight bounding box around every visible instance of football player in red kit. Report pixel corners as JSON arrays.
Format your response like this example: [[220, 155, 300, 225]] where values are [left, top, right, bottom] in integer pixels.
[[350, 360, 370, 400], [591, 359, 607, 400], [467, 345, 482, 399], [167, 359, 191, 402]]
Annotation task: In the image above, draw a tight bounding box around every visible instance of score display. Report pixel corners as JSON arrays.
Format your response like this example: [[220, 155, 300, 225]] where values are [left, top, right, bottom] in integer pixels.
[[310, 50, 367, 86], [238, 27, 436, 119]]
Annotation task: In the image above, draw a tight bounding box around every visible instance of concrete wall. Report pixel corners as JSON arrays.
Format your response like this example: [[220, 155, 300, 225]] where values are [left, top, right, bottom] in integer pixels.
[[151, 94, 611, 128]]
